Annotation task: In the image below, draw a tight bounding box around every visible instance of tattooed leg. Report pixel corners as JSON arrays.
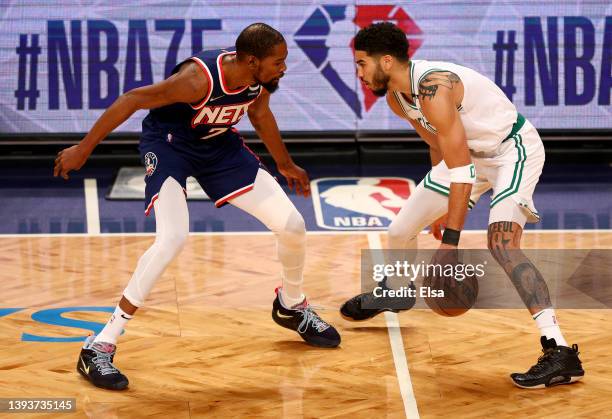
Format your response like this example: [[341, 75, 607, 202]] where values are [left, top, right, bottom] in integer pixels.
[[487, 221, 552, 314]]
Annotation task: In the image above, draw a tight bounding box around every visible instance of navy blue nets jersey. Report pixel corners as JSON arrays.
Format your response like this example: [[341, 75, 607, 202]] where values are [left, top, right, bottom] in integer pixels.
[[147, 48, 263, 141]]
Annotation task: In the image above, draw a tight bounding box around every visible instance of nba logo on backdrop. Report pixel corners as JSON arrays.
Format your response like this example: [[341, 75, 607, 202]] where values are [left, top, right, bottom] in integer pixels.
[[294, 5, 423, 118], [311, 177, 415, 230]]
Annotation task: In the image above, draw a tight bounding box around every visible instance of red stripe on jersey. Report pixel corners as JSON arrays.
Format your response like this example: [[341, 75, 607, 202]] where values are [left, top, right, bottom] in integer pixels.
[[217, 52, 249, 95], [189, 57, 214, 109]]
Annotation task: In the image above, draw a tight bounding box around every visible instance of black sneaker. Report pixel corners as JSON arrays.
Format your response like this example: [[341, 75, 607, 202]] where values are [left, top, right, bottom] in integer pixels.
[[77, 335, 129, 390], [272, 288, 341, 348], [510, 337, 584, 389], [340, 279, 416, 321]]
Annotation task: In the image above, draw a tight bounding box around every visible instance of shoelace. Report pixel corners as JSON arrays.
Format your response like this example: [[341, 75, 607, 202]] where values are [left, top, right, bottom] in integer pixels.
[[528, 348, 556, 374], [297, 306, 330, 334], [92, 351, 120, 376], [348, 291, 376, 306]]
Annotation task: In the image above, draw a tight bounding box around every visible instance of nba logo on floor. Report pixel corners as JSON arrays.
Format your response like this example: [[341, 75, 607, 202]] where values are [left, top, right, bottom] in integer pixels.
[[311, 177, 415, 230]]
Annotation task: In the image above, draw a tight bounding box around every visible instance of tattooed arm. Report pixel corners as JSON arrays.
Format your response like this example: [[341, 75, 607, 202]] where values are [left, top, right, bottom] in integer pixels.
[[487, 221, 553, 314], [419, 71, 471, 235]]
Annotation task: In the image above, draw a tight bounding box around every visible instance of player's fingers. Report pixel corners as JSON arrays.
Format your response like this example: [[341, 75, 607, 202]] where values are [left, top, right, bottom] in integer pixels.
[[301, 177, 310, 197], [432, 224, 442, 240], [294, 178, 303, 196], [53, 163, 60, 177], [286, 176, 295, 191], [298, 178, 310, 197]]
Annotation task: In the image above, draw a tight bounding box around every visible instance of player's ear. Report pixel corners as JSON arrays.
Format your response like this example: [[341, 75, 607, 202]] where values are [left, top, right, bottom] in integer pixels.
[[247, 55, 260, 70], [381, 55, 393, 72]]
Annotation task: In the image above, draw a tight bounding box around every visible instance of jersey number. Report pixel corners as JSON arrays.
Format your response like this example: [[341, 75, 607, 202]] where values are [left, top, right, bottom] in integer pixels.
[[200, 127, 229, 140]]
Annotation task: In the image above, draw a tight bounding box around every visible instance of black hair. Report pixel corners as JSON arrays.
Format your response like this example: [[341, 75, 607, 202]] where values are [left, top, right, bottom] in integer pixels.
[[236, 23, 285, 60], [354, 22, 409, 63]]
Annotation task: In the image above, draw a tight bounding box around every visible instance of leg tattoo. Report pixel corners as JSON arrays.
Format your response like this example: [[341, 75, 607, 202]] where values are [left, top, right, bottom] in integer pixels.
[[488, 222, 552, 313]]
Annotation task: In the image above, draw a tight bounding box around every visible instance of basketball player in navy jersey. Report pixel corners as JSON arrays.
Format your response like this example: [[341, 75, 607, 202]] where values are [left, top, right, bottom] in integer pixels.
[[54, 23, 340, 390]]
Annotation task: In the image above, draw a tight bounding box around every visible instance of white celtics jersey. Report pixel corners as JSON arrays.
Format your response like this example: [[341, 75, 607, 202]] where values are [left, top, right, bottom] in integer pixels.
[[394, 60, 518, 153]]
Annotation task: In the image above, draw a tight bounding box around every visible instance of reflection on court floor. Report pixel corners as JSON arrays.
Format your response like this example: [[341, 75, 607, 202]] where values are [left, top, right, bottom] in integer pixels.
[[1, 232, 611, 417]]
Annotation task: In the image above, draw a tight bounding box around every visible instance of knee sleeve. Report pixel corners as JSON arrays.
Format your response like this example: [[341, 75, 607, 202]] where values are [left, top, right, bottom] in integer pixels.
[[229, 169, 306, 291], [277, 209, 306, 268], [123, 177, 188, 307], [278, 209, 306, 246], [387, 182, 448, 249], [387, 219, 418, 249]]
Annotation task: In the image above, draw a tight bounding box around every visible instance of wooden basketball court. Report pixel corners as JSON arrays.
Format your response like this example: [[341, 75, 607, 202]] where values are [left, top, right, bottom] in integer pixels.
[[1, 231, 611, 418]]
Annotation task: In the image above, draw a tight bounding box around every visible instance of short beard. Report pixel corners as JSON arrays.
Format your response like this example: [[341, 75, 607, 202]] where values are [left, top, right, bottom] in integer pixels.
[[261, 79, 279, 93], [371, 66, 390, 97]]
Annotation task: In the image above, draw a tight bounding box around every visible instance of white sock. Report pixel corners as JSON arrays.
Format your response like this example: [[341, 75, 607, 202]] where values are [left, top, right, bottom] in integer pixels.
[[280, 283, 305, 308], [279, 286, 305, 308], [533, 308, 568, 347], [94, 305, 133, 345]]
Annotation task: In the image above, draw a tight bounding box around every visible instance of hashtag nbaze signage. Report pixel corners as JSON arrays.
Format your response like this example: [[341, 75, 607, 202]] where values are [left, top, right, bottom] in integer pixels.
[[1, 1, 610, 134]]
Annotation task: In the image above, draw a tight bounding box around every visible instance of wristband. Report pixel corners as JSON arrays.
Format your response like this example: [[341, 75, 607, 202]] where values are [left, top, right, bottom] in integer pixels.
[[449, 163, 476, 184], [442, 228, 461, 246]]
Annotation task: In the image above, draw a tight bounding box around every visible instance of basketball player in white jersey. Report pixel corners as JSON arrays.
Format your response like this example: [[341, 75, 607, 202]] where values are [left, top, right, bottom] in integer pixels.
[[340, 22, 584, 389]]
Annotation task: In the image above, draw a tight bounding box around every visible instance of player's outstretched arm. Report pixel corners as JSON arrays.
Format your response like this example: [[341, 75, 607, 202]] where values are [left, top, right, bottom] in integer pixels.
[[54, 61, 208, 180], [247, 88, 310, 197], [419, 71, 473, 246]]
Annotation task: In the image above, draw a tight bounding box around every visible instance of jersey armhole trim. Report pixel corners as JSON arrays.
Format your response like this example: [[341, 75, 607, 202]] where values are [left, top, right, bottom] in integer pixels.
[[189, 57, 214, 109], [393, 91, 412, 120], [217, 52, 249, 95]]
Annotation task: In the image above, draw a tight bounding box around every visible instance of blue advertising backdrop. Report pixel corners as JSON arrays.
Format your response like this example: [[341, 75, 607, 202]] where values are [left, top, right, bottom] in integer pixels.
[[1, 1, 610, 134]]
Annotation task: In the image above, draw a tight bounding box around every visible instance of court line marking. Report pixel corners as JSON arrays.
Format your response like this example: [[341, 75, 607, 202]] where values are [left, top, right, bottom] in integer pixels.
[[84, 178, 100, 235], [0, 229, 610, 238], [367, 231, 420, 419]]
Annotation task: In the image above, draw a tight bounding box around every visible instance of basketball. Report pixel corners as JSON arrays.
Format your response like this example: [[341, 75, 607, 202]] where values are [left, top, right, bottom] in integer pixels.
[[422, 269, 479, 317]]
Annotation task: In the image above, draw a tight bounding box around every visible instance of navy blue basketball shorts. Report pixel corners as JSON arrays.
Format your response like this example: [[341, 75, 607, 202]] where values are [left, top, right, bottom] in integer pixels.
[[139, 129, 264, 216]]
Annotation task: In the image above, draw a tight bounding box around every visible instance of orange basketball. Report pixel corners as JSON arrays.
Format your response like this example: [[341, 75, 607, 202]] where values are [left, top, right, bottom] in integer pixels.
[[422, 271, 479, 317]]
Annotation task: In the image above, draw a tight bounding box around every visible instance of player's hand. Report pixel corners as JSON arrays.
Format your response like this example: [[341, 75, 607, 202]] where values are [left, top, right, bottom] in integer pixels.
[[54, 144, 89, 180], [429, 213, 448, 241], [428, 243, 460, 286], [277, 161, 310, 197]]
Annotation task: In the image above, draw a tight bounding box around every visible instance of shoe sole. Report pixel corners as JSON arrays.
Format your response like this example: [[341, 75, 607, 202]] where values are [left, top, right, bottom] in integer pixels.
[[77, 365, 129, 391], [300, 336, 341, 348], [339, 308, 399, 322], [272, 313, 340, 348], [511, 373, 584, 389]]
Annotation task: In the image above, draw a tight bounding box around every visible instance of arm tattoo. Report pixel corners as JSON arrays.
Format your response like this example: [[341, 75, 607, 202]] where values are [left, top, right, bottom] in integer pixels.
[[487, 222, 552, 311], [418, 71, 460, 101]]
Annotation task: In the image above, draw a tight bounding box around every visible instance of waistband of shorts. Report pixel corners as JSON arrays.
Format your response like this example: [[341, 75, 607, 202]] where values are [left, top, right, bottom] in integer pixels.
[[502, 113, 526, 143]]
